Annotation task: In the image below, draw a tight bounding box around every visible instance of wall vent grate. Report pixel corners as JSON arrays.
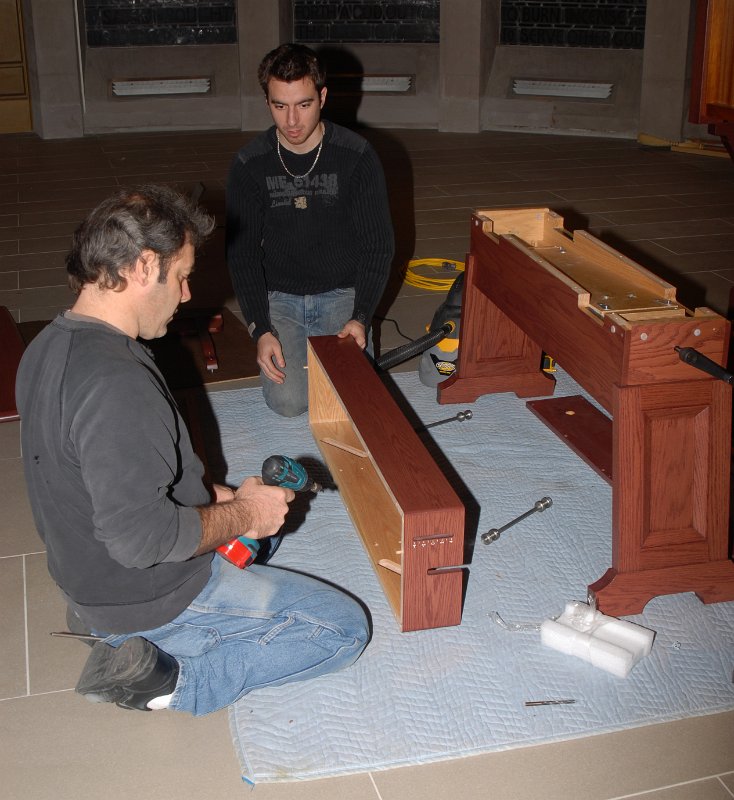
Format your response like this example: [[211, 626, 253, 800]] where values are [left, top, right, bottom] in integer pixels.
[[111, 78, 211, 96], [512, 80, 613, 99]]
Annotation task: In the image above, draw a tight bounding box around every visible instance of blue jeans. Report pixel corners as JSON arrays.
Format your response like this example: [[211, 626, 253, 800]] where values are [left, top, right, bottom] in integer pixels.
[[101, 556, 370, 716], [263, 288, 358, 417]]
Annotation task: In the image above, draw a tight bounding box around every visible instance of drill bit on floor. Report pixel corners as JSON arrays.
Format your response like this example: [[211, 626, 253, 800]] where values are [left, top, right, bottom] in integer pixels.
[[50, 631, 103, 641], [524, 699, 576, 707]]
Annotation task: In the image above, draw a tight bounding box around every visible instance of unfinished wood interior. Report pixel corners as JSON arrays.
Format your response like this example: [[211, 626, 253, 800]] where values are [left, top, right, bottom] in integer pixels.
[[478, 207, 681, 321]]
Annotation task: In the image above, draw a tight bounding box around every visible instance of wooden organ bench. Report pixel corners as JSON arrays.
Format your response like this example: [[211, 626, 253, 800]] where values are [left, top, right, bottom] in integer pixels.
[[437, 207, 734, 617]]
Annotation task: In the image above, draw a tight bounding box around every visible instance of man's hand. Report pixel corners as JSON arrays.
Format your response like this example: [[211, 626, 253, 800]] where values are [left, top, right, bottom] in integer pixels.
[[257, 332, 286, 384], [211, 483, 235, 503], [194, 476, 294, 556], [233, 476, 294, 538], [337, 319, 367, 349]]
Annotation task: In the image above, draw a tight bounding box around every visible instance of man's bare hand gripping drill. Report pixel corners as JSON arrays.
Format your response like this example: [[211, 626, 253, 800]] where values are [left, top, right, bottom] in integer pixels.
[[195, 478, 295, 557]]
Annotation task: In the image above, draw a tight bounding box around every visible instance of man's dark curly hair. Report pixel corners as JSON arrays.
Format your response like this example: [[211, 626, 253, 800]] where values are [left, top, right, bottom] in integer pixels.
[[65, 184, 214, 294], [257, 43, 326, 97]]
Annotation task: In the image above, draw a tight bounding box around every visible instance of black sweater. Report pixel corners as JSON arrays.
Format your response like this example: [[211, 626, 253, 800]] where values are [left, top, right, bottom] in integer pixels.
[[225, 121, 394, 341]]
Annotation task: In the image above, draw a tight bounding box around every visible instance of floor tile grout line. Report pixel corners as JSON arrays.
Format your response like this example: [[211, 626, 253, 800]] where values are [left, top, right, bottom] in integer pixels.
[[0, 550, 46, 560], [22, 553, 30, 696], [718, 776, 734, 798], [368, 772, 384, 800], [605, 774, 734, 800], [0, 687, 75, 703]]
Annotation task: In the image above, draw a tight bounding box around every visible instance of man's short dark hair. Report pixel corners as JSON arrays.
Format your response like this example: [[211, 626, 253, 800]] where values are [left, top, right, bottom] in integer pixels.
[[66, 184, 215, 293], [257, 43, 326, 97]]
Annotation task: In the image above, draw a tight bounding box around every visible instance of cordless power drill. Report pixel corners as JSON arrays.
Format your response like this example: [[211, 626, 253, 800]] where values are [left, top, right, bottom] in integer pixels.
[[216, 455, 321, 569]]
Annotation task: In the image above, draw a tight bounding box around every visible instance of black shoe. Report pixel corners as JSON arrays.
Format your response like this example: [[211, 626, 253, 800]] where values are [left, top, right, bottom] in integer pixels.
[[253, 531, 284, 565], [75, 637, 179, 712]]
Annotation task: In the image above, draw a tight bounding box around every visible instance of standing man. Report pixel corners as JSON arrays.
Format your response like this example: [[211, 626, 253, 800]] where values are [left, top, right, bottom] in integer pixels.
[[16, 185, 369, 715], [226, 43, 395, 417]]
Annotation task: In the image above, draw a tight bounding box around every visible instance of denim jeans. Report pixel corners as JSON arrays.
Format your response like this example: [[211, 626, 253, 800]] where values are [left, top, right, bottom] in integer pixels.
[[101, 556, 370, 716], [263, 288, 358, 417]]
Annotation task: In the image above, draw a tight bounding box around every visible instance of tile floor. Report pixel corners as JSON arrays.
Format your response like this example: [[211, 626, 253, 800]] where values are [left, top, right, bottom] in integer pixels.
[[1, 127, 733, 799]]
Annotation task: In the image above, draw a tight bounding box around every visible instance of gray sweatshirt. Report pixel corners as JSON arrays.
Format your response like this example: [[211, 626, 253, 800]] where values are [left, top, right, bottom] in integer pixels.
[[15, 313, 213, 633]]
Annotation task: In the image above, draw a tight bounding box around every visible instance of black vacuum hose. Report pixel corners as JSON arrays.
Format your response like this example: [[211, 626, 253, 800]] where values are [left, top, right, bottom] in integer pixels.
[[375, 321, 455, 371]]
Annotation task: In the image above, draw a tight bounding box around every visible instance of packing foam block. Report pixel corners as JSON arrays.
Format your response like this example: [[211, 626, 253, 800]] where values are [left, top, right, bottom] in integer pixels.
[[540, 601, 655, 678]]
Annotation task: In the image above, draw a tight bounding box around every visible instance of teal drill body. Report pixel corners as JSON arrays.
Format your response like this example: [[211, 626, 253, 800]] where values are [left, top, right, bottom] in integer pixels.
[[216, 456, 319, 568]]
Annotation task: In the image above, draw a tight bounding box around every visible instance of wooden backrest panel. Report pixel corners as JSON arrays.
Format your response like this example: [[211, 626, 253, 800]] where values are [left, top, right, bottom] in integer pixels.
[[307, 335, 465, 631], [308, 336, 464, 515]]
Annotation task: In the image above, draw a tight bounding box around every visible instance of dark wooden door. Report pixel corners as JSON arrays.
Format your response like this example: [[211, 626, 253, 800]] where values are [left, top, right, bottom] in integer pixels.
[[690, 0, 734, 158], [0, 0, 32, 133]]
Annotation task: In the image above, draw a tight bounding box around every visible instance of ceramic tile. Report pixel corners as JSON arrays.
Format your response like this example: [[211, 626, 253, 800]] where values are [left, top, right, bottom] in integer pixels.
[[556, 181, 729, 203], [0, 419, 20, 458], [412, 236, 470, 262], [0, 270, 18, 290], [0, 692, 245, 800], [624, 779, 734, 800], [415, 190, 563, 211], [17, 186, 116, 210], [588, 218, 732, 243], [0, 458, 44, 557], [18, 176, 118, 195], [372, 713, 734, 800], [18, 304, 73, 322], [415, 219, 473, 239], [0, 555, 27, 700], [18, 208, 94, 226], [246, 775, 380, 799], [625, 239, 734, 272], [25, 553, 92, 695], [15, 222, 79, 241], [569, 196, 689, 214], [415, 208, 477, 225], [18, 235, 74, 254], [651, 232, 734, 255], [596, 204, 734, 225], [0, 251, 69, 272], [0, 285, 75, 312], [0, 186, 19, 203], [18, 266, 68, 289]]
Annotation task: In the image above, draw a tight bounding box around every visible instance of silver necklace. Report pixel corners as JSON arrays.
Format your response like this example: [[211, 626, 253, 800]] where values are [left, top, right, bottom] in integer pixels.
[[276, 125, 324, 179]]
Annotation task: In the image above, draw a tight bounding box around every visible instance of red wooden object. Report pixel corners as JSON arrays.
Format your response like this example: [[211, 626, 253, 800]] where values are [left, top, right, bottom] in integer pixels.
[[0, 306, 26, 422], [307, 335, 465, 632], [439, 207, 734, 616], [690, 0, 734, 160], [526, 395, 613, 483]]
